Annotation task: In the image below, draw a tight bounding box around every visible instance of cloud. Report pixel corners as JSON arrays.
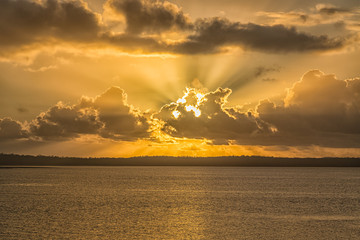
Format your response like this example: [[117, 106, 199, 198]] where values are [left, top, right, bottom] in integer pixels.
[[30, 87, 150, 141], [30, 102, 103, 140], [254, 66, 281, 78], [218, 65, 281, 91], [151, 70, 360, 147], [107, 0, 192, 34], [256, 70, 360, 147], [172, 18, 345, 54], [316, 4, 351, 16], [91, 86, 150, 140], [17, 107, 28, 113], [0, 118, 28, 140], [257, 4, 360, 31], [0, 0, 101, 48], [0, 0, 350, 61], [1, 70, 360, 148], [153, 87, 271, 144]]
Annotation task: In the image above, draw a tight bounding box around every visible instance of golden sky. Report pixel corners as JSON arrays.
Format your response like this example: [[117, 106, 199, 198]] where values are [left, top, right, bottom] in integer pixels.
[[1, 0, 360, 157]]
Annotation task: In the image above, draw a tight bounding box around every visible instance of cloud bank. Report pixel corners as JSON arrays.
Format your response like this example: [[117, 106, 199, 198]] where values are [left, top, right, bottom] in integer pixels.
[[2, 70, 360, 148], [0, 0, 352, 59], [173, 18, 345, 54]]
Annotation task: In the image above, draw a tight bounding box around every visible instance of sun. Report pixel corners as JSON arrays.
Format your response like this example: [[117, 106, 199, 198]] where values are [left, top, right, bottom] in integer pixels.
[[171, 88, 206, 119]]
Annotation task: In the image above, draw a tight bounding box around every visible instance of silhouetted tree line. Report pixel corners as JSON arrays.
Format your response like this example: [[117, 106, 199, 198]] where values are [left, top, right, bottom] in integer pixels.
[[0, 153, 359, 167]]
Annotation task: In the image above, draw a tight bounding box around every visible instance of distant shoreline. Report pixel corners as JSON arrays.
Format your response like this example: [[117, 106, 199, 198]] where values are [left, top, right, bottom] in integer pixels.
[[1, 153, 360, 167]]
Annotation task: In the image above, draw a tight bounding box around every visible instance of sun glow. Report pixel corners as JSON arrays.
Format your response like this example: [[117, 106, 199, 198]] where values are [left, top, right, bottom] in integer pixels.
[[196, 93, 204, 102], [185, 105, 201, 117], [172, 110, 181, 119]]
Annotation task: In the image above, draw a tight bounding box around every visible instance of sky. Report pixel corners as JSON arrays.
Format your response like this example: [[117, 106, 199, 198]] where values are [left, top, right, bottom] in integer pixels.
[[1, 0, 360, 157]]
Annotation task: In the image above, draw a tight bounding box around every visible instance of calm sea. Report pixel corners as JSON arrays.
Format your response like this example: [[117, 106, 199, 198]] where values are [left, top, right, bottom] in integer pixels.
[[0, 167, 359, 239]]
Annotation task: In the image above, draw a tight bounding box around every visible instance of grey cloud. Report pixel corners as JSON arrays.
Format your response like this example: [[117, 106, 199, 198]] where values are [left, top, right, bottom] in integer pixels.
[[2, 71, 360, 148], [152, 70, 360, 147], [30, 103, 103, 140], [172, 18, 345, 54], [0, 0, 348, 56], [317, 7, 350, 15], [0, 0, 101, 47], [0, 118, 28, 140], [299, 14, 308, 22], [257, 4, 359, 32], [91, 86, 150, 140], [17, 107, 28, 113], [255, 70, 360, 146], [30, 87, 150, 141], [107, 0, 192, 34], [254, 66, 281, 78]]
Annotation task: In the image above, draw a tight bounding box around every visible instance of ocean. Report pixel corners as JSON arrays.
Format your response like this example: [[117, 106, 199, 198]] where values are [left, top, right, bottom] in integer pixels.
[[1, 166, 359, 239]]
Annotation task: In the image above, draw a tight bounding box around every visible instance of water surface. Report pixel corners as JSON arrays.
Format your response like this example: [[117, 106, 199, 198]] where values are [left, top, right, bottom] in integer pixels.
[[1, 167, 359, 239]]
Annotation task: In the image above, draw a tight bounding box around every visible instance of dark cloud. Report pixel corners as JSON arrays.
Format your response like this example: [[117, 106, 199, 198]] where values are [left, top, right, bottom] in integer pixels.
[[0, 0, 101, 47], [317, 7, 350, 15], [172, 18, 345, 54], [30, 87, 150, 141], [0, 118, 28, 140], [0, 0, 349, 56], [107, 0, 192, 34], [254, 66, 281, 78], [17, 107, 28, 113], [30, 103, 103, 140], [299, 14, 308, 23], [91, 86, 150, 140]]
